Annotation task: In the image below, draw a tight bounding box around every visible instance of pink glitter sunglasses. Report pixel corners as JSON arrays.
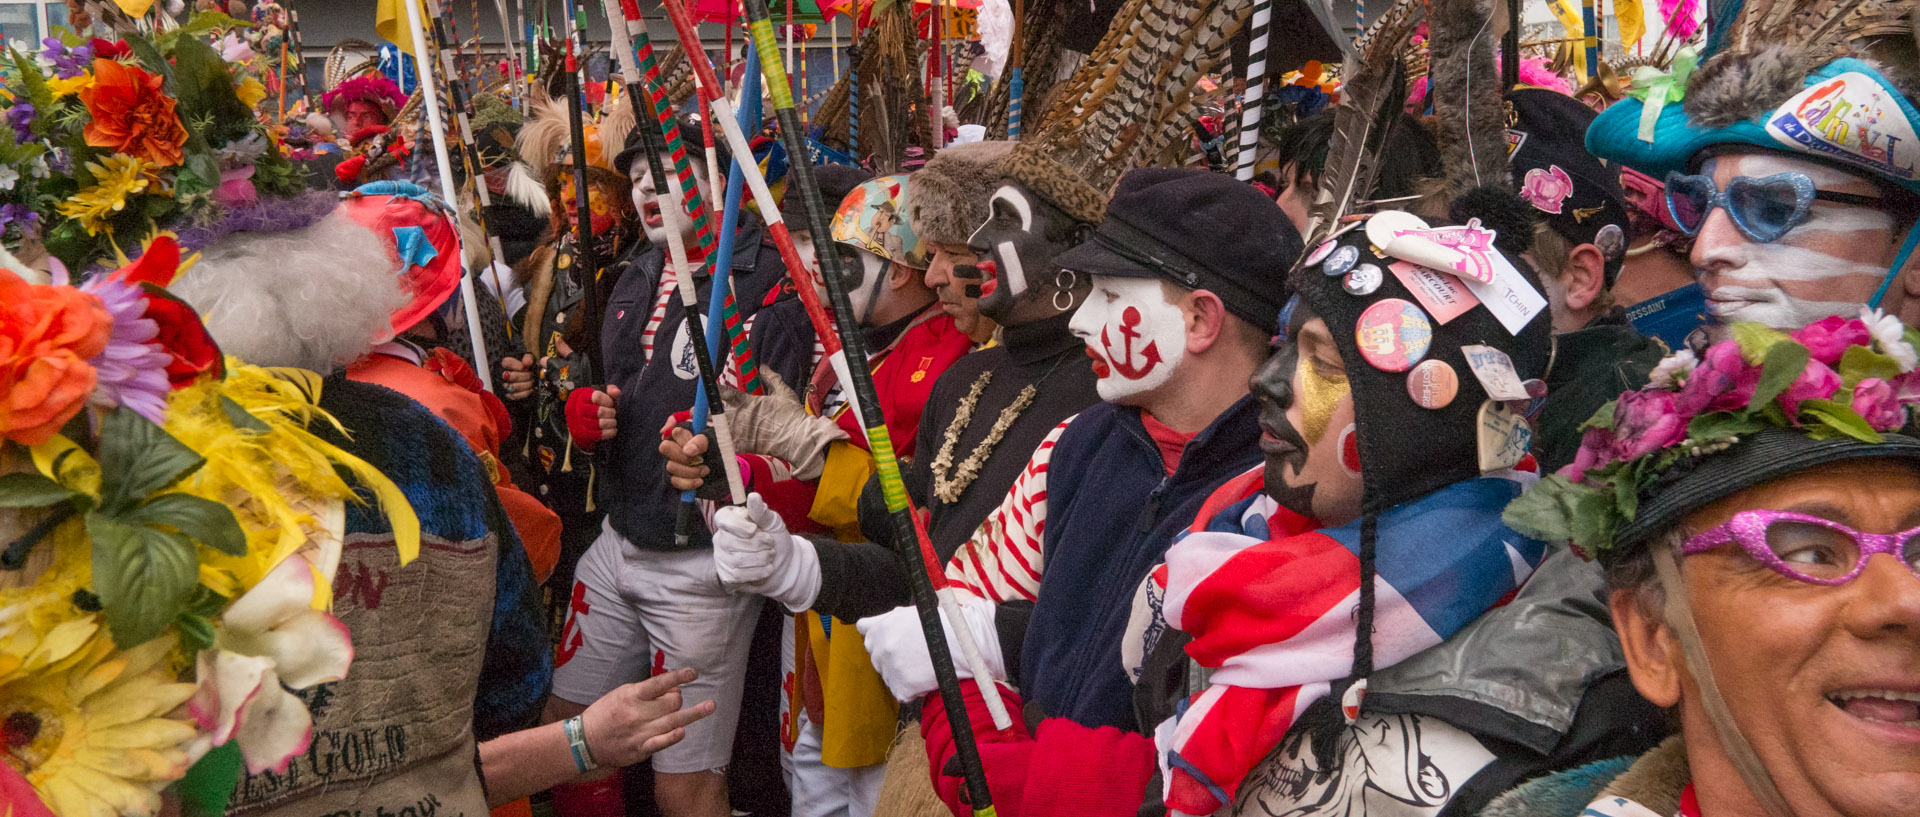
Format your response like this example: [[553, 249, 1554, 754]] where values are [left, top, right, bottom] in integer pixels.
[[1681, 510, 1920, 585]]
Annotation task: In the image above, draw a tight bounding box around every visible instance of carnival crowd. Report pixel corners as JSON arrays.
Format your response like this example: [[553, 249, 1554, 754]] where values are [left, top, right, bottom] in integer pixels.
[[5, 3, 1920, 817]]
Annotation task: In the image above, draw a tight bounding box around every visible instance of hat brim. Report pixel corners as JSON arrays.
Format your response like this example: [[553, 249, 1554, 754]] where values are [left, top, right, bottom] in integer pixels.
[[1589, 58, 1920, 194], [1611, 426, 1920, 559], [1053, 238, 1158, 279]]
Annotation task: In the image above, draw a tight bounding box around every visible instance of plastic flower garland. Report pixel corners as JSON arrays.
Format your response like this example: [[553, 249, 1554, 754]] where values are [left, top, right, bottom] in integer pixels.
[[0, 241, 419, 816], [1505, 311, 1920, 560], [0, 13, 305, 273]]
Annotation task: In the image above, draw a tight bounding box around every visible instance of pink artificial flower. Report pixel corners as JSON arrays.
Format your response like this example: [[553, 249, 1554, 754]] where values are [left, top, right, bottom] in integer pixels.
[[1780, 359, 1844, 418], [1611, 389, 1688, 460], [1561, 426, 1616, 482], [1675, 340, 1756, 415], [1852, 378, 1906, 430], [1790, 316, 1871, 366]]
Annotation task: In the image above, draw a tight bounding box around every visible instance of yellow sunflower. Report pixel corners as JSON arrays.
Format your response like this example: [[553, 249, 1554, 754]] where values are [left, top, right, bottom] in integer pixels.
[[0, 633, 196, 817], [233, 77, 266, 110], [55, 155, 160, 235]]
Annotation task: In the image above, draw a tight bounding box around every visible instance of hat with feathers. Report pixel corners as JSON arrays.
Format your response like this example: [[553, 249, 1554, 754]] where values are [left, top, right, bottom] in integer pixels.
[[1588, 0, 1920, 192], [905, 140, 1016, 244]]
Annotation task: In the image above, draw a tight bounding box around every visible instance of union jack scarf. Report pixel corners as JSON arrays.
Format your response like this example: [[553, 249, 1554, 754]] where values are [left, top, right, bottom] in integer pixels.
[[1133, 468, 1547, 816]]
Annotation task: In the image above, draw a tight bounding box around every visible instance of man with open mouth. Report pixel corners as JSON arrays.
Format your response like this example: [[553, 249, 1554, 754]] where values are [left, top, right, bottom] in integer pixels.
[[1496, 312, 1920, 817]]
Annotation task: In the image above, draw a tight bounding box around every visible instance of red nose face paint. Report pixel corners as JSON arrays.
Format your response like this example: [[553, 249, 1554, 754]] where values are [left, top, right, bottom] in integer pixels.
[[1339, 424, 1362, 474], [979, 278, 998, 297], [977, 260, 999, 278]]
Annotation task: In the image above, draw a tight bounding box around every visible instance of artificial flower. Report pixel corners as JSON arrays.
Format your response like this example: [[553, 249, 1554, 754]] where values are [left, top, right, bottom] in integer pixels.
[[0, 633, 197, 817], [0, 270, 110, 446], [145, 294, 222, 389], [217, 33, 254, 64], [211, 165, 257, 207], [0, 204, 41, 239], [42, 75, 93, 100], [57, 155, 159, 234], [188, 553, 348, 774], [1645, 348, 1697, 389], [1673, 340, 1756, 416], [0, 166, 19, 193], [0, 760, 55, 817], [76, 275, 170, 424], [88, 39, 130, 62], [1851, 378, 1905, 430], [1862, 307, 1918, 371], [1780, 359, 1843, 417], [1791, 315, 1871, 366], [1611, 389, 1686, 460], [37, 38, 91, 80], [1564, 426, 1614, 482], [234, 76, 266, 110], [78, 59, 187, 167], [6, 103, 33, 144]]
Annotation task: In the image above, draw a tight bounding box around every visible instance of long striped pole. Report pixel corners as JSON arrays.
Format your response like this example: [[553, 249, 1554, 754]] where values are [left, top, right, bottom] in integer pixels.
[[667, 0, 1009, 812], [1006, 0, 1023, 140], [402, 0, 494, 391], [1234, 0, 1273, 180]]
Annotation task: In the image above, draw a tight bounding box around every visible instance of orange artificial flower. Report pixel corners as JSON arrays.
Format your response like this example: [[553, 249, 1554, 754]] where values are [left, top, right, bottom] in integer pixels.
[[78, 58, 188, 167], [0, 270, 111, 445]]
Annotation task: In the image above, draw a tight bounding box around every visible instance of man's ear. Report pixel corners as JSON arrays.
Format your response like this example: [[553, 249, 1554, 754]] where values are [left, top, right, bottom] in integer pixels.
[[888, 262, 918, 290], [1185, 290, 1230, 355], [1612, 587, 1684, 708], [1564, 243, 1608, 312]]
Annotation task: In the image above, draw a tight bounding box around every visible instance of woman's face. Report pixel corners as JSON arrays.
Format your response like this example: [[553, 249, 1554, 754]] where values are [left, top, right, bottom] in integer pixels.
[[1628, 458, 1920, 817]]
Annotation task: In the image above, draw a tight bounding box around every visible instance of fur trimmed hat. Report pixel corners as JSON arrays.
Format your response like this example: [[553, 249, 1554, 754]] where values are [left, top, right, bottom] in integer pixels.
[[999, 141, 1108, 226], [904, 140, 1016, 244]]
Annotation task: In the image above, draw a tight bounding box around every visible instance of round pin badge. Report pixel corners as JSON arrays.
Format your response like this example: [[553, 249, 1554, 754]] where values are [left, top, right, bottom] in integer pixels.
[[1594, 223, 1626, 261], [1406, 359, 1459, 409], [1304, 239, 1338, 268], [1321, 244, 1360, 277], [1354, 298, 1433, 373], [1344, 263, 1383, 296]]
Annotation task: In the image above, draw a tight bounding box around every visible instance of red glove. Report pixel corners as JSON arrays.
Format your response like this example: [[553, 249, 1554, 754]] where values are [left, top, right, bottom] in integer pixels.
[[566, 387, 618, 450], [920, 683, 1156, 817]]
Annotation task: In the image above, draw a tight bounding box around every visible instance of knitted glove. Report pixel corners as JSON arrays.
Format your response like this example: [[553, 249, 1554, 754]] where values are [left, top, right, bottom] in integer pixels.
[[856, 593, 1005, 703], [566, 387, 617, 450], [711, 493, 821, 611], [720, 369, 847, 480]]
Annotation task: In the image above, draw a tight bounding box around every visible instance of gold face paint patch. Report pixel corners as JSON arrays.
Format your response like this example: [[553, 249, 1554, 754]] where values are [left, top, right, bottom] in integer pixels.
[[1299, 356, 1351, 444]]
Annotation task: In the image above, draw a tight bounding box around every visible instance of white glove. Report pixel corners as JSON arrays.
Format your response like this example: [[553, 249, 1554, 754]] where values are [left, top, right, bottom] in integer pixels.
[[856, 592, 1006, 704], [721, 370, 848, 481], [712, 493, 822, 612]]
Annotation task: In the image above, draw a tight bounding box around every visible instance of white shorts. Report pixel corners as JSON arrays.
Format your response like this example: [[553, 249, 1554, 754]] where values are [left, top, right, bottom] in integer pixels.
[[552, 519, 766, 774]]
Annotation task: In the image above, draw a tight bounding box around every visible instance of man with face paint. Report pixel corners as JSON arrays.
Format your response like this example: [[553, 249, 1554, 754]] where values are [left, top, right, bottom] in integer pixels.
[[1506, 89, 1668, 472], [849, 167, 1299, 817], [1587, 35, 1920, 333], [1129, 201, 1664, 817], [661, 174, 974, 817], [540, 117, 804, 817]]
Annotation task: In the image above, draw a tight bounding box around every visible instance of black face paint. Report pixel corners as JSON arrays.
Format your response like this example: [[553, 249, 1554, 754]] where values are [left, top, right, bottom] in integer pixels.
[[968, 182, 1086, 324], [952, 262, 985, 299], [1254, 303, 1317, 518]]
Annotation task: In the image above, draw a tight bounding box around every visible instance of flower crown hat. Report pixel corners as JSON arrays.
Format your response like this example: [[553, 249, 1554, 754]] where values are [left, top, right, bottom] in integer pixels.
[[1504, 311, 1920, 564]]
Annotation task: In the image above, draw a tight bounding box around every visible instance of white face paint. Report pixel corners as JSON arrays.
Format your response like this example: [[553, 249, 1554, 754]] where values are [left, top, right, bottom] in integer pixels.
[[986, 186, 1034, 299], [1067, 276, 1188, 403], [818, 245, 890, 326], [791, 230, 820, 277], [1693, 153, 1903, 330], [632, 165, 708, 248]]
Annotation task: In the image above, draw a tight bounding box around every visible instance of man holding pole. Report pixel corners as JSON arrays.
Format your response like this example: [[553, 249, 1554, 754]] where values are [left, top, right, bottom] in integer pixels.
[[542, 123, 801, 817]]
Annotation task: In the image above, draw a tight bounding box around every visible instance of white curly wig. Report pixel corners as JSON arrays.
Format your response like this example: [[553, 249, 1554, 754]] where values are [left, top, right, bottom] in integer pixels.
[[171, 206, 408, 373]]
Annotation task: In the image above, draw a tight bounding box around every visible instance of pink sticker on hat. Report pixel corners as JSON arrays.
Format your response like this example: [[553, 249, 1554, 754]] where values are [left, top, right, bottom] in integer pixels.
[[1520, 166, 1574, 214], [1388, 261, 1481, 324]]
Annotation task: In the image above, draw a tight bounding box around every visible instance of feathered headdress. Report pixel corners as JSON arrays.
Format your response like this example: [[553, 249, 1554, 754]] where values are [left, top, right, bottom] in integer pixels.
[[1303, 0, 1428, 245], [321, 75, 408, 118]]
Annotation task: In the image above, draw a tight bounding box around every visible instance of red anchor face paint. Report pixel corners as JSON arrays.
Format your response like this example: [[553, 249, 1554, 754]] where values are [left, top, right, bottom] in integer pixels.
[[1068, 276, 1187, 402]]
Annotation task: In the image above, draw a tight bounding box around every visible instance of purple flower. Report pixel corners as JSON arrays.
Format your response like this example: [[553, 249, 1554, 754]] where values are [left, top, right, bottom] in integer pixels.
[[1851, 378, 1906, 431], [45, 149, 70, 175], [76, 275, 170, 425], [1791, 315, 1872, 366], [0, 203, 41, 238], [6, 103, 33, 144], [1612, 389, 1688, 460], [1560, 426, 1616, 483], [40, 37, 93, 79], [1675, 339, 1757, 416]]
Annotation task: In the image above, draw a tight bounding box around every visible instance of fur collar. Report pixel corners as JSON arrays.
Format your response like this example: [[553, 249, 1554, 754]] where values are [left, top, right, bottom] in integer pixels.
[[1479, 737, 1689, 817]]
